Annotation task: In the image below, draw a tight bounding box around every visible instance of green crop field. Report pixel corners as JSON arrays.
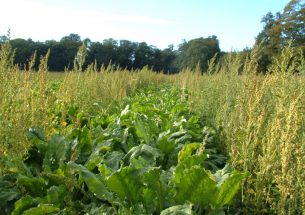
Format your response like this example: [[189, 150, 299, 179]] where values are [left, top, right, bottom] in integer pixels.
[[1, 42, 305, 214]]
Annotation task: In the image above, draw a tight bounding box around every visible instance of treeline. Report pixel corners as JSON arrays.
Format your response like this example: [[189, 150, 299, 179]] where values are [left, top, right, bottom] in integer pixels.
[[0, 34, 220, 73], [0, 0, 304, 73]]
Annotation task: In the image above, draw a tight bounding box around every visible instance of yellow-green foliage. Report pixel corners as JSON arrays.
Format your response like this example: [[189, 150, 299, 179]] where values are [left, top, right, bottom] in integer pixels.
[[1, 41, 305, 214], [170, 45, 305, 214], [0, 43, 170, 161]]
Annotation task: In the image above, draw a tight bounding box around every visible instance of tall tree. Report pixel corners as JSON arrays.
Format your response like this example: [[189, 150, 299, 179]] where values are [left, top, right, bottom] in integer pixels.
[[58, 34, 82, 70], [256, 12, 283, 71], [134, 42, 155, 69], [117, 40, 136, 69], [102, 38, 118, 66], [282, 0, 305, 48], [160, 45, 178, 73], [60, 33, 81, 43], [257, 12, 283, 53], [88, 39, 118, 69], [10, 39, 32, 68], [46, 40, 68, 71], [176, 36, 220, 72], [256, 0, 305, 71]]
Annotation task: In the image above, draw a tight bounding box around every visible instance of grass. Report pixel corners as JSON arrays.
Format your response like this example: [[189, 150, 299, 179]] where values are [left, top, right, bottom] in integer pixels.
[[173, 72, 305, 214], [1, 42, 305, 214], [169, 46, 305, 213]]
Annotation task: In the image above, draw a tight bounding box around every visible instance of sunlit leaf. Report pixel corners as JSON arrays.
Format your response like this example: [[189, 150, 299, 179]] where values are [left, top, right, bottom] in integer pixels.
[[23, 204, 60, 215], [11, 195, 38, 215], [68, 162, 112, 201], [160, 204, 193, 215], [173, 166, 216, 207], [106, 166, 143, 204]]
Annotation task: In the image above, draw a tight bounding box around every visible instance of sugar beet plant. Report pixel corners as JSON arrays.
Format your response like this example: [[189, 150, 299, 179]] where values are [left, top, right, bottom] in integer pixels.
[[0, 85, 247, 214]]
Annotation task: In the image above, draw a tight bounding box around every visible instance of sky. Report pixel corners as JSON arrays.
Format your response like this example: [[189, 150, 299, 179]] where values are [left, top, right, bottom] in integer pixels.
[[0, 0, 289, 51]]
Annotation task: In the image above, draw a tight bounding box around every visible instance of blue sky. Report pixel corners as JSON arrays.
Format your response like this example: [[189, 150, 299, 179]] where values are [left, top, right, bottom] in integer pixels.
[[0, 0, 289, 51]]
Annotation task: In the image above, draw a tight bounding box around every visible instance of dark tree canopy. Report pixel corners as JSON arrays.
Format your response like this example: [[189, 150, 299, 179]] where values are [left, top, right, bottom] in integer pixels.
[[255, 0, 305, 71], [1, 32, 221, 73], [176, 36, 220, 72], [60, 33, 81, 43], [282, 0, 305, 48]]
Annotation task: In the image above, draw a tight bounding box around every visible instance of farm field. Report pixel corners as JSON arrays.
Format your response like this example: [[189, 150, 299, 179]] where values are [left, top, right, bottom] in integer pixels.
[[1, 43, 305, 214]]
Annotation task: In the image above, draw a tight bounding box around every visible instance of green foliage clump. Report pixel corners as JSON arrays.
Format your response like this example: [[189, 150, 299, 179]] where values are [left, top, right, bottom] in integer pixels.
[[0, 85, 247, 215]]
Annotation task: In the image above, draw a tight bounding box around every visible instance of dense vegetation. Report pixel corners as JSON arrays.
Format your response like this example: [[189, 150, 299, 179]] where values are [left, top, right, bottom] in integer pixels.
[[1, 0, 305, 214], [1, 36, 305, 214], [0, 83, 247, 214]]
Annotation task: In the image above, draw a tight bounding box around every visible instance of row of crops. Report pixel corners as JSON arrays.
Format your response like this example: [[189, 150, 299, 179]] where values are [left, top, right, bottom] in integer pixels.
[[0, 85, 247, 214]]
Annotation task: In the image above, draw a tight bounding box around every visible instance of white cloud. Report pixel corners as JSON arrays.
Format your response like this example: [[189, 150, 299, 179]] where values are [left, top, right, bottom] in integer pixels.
[[0, 0, 174, 43]]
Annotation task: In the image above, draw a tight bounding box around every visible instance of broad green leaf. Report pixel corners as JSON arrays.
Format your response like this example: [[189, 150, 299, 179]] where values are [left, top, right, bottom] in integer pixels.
[[43, 135, 68, 172], [173, 166, 216, 207], [156, 131, 175, 154], [25, 127, 48, 173], [3, 157, 33, 176], [213, 164, 233, 187], [111, 126, 129, 153], [98, 164, 112, 177], [160, 204, 193, 215], [27, 127, 46, 142], [67, 105, 79, 117], [68, 162, 112, 201], [0, 186, 19, 200], [104, 151, 124, 171], [169, 130, 187, 140], [42, 172, 67, 187], [0, 174, 20, 205], [0, 187, 20, 207], [123, 144, 160, 166], [142, 168, 168, 212], [76, 127, 93, 164], [24, 147, 44, 175], [174, 154, 208, 182], [202, 150, 227, 172], [87, 204, 116, 215], [207, 209, 226, 215], [85, 154, 103, 171], [23, 204, 60, 215], [212, 171, 248, 209], [129, 156, 154, 170], [17, 175, 46, 197], [171, 104, 188, 116], [185, 116, 201, 131], [46, 185, 66, 208], [86, 142, 112, 171], [106, 166, 143, 204], [12, 195, 38, 215], [178, 143, 201, 163], [134, 116, 150, 144], [175, 133, 193, 145]]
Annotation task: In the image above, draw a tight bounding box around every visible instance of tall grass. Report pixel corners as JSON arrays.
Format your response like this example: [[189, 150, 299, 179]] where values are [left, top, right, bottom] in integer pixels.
[[1, 41, 305, 214], [0, 43, 170, 161], [171, 44, 305, 214]]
